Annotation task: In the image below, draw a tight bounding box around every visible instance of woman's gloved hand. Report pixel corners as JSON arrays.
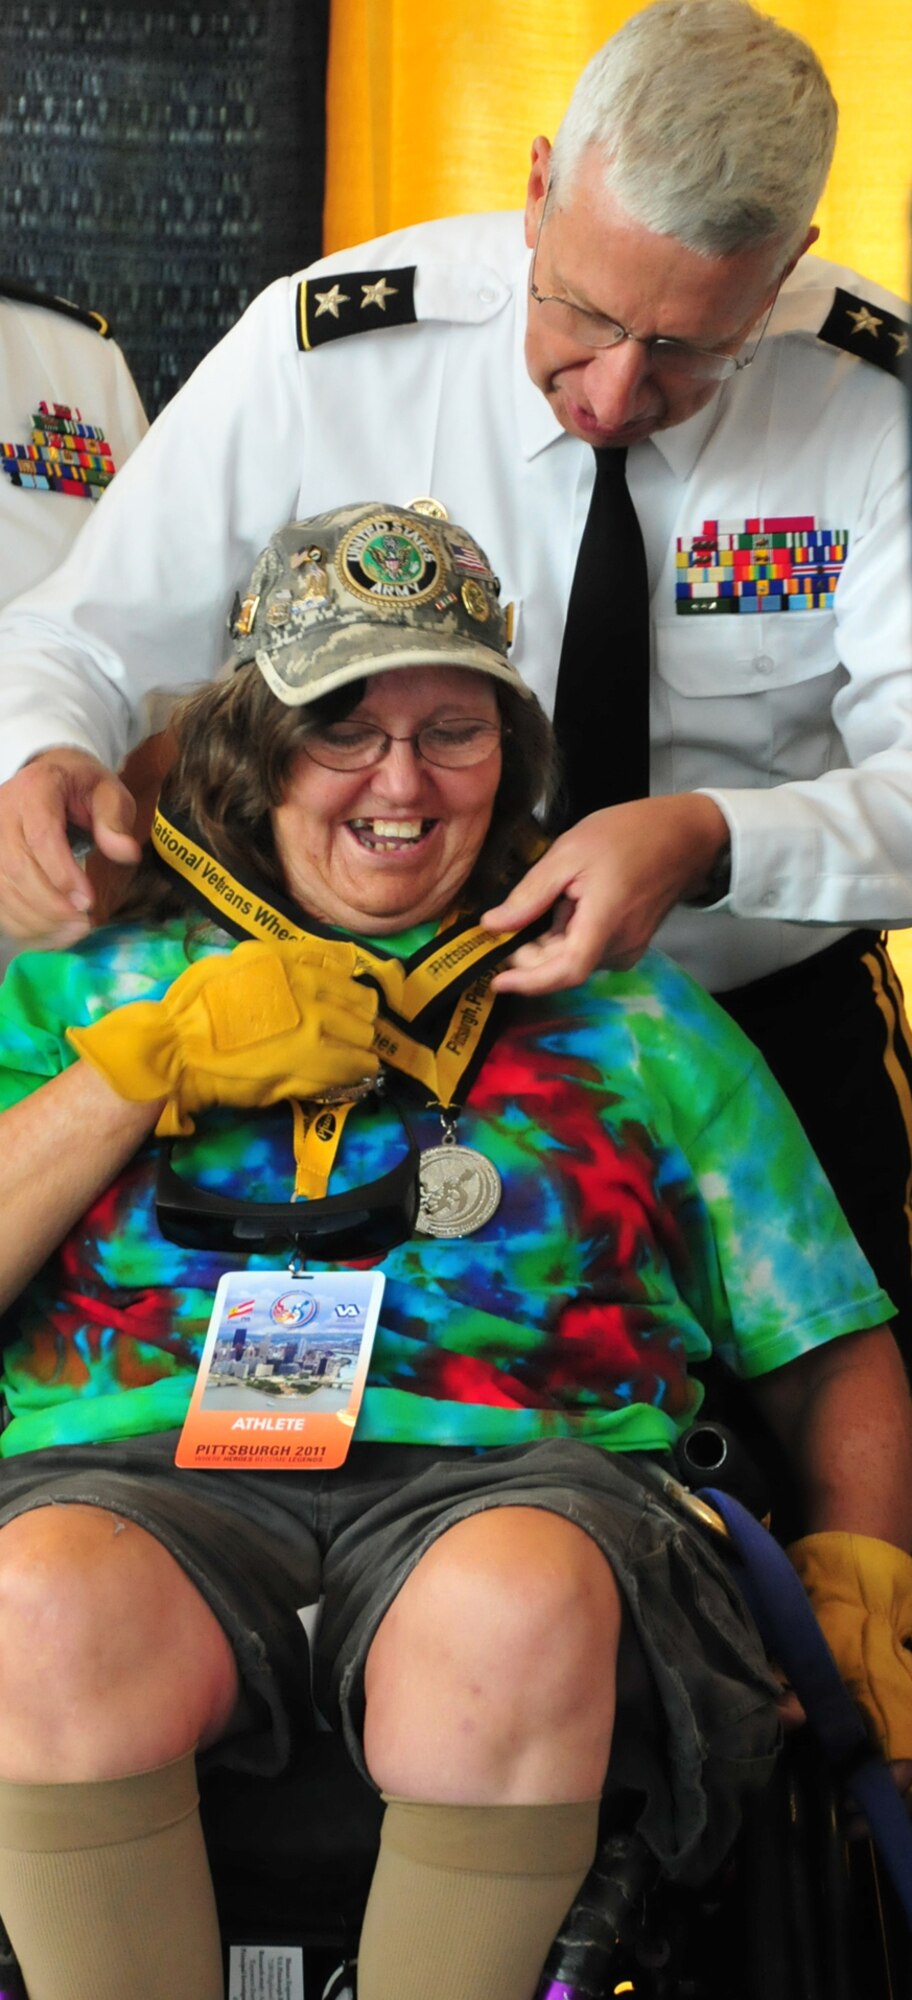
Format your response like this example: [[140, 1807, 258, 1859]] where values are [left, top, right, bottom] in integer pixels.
[[788, 1530, 912, 1760], [67, 937, 379, 1136]]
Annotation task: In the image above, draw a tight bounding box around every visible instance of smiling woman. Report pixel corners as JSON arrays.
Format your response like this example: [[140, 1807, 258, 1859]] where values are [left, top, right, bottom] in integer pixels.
[[273, 668, 503, 932], [119, 507, 556, 942], [0, 501, 906, 2000]]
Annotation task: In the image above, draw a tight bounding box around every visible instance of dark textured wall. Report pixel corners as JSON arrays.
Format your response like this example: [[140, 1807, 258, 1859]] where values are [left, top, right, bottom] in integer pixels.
[[0, 0, 330, 417]]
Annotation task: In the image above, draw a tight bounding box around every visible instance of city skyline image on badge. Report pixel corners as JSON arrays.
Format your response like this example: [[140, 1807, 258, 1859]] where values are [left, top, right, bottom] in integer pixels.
[[201, 1288, 363, 1416]]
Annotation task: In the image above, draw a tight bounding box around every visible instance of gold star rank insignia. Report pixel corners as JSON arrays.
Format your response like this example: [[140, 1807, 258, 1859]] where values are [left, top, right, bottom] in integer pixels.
[[314, 285, 350, 320], [846, 304, 882, 338], [361, 277, 398, 311], [297, 266, 417, 351], [818, 286, 909, 380]]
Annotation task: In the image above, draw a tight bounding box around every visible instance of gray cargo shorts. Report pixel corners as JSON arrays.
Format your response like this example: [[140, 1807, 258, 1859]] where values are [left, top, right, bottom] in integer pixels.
[[0, 1433, 781, 1880]]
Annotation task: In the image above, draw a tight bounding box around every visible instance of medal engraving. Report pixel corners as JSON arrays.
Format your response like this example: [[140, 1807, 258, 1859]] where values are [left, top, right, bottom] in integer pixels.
[[416, 1144, 501, 1238]]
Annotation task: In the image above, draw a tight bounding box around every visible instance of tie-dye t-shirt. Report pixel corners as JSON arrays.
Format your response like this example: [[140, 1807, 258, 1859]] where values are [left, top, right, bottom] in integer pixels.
[[0, 918, 892, 1458]]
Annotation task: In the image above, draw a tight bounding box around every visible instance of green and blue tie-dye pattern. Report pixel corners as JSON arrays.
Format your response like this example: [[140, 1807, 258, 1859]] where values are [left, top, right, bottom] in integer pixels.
[[0, 919, 892, 1458]]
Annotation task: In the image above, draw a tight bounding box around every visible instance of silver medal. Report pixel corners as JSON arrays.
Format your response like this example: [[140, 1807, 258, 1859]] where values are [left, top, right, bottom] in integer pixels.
[[416, 1143, 502, 1239]]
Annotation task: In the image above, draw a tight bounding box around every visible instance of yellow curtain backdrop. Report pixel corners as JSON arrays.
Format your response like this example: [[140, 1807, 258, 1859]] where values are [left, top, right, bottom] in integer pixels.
[[324, 0, 912, 296]]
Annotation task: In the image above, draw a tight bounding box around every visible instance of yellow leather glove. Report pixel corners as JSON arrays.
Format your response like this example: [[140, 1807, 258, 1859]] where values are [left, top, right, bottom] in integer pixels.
[[67, 938, 380, 1137], [788, 1531, 912, 1760]]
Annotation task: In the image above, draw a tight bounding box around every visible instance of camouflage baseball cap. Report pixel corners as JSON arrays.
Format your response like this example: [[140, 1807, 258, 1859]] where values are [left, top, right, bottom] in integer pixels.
[[228, 502, 530, 706]]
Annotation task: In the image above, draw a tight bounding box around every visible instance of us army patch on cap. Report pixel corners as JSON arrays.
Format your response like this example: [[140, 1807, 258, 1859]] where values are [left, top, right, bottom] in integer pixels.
[[0, 400, 116, 499], [818, 288, 909, 378], [296, 267, 416, 351], [338, 511, 443, 606], [675, 516, 848, 614]]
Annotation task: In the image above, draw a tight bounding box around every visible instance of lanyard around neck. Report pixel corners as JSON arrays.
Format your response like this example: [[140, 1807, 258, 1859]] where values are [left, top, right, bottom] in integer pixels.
[[151, 802, 535, 1210]]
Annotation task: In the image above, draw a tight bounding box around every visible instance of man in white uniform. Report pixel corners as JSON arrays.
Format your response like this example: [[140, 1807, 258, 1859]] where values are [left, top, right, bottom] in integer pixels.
[[0, 278, 148, 961], [0, 277, 147, 611], [0, 0, 908, 1342]]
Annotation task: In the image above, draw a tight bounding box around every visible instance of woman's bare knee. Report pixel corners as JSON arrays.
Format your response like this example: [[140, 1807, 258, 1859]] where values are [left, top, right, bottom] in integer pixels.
[[0, 1504, 240, 1781], [364, 1506, 622, 1802]]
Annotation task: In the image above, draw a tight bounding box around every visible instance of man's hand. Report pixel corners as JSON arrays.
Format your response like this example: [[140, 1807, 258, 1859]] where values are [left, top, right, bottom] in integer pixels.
[[484, 794, 730, 995], [0, 748, 141, 939]]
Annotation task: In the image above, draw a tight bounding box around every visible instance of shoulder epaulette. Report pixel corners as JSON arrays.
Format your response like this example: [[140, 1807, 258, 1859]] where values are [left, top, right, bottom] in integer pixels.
[[817, 286, 909, 378], [0, 275, 112, 339], [296, 267, 416, 351]]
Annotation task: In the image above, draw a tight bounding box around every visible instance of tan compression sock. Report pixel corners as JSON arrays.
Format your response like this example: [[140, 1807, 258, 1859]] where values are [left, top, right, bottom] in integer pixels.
[[0, 1751, 222, 2000], [358, 1796, 600, 2000]]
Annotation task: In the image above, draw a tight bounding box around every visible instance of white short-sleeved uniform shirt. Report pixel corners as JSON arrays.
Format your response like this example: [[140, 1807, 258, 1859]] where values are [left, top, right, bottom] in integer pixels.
[[0, 217, 907, 989], [0, 284, 148, 612]]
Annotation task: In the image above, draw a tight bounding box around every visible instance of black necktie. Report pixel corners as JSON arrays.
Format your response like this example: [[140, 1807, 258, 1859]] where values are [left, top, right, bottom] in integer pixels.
[[550, 446, 651, 829]]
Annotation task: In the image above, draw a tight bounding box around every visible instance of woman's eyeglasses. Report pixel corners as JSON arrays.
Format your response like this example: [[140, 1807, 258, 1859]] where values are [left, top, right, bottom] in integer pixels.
[[302, 719, 505, 772]]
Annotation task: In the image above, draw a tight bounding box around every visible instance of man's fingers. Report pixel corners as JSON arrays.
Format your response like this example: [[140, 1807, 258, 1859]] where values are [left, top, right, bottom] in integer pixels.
[[26, 759, 140, 899], [0, 859, 91, 939], [492, 921, 602, 995], [492, 925, 648, 995], [483, 849, 566, 931], [492, 952, 585, 997], [493, 895, 572, 969], [493, 889, 640, 995], [88, 775, 142, 864], [16, 780, 97, 913], [0, 751, 133, 935], [488, 799, 728, 997]]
